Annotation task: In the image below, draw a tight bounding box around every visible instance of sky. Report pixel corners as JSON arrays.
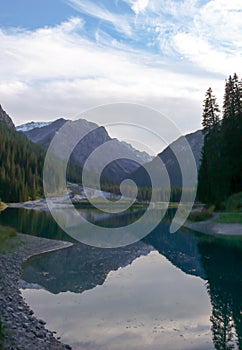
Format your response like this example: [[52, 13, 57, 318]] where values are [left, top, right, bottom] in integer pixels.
[[0, 0, 242, 152]]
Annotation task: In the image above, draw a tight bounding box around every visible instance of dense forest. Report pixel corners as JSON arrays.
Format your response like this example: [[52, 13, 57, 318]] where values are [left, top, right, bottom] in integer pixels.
[[0, 121, 84, 202], [197, 73, 242, 206], [0, 121, 45, 202]]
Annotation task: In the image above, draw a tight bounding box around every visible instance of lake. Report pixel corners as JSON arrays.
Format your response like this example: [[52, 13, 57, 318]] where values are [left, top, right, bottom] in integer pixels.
[[0, 207, 241, 349]]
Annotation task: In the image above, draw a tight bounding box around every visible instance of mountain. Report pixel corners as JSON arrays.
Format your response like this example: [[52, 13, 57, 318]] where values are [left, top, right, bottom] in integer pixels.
[[21, 118, 67, 147], [0, 105, 15, 129], [132, 130, 204, 188], [16, 121, 51, 132], [21, 118, 153, 183]]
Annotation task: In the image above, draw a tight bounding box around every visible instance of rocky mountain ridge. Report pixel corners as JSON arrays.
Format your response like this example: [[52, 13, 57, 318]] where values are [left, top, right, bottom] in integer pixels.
[[0, 105, 15, 129], [16, 121, 51, 132], [132, 130, 204, 188], [20, 118, 153, 183]]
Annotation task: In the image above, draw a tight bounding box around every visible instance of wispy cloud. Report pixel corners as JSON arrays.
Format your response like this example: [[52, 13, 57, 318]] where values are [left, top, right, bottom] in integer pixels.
[[66, 0, 133, 36], [0, 16, 214, 133], [0, 0, 241, 140], [65, 0, 242, 74], [123, 0, 150, 14]]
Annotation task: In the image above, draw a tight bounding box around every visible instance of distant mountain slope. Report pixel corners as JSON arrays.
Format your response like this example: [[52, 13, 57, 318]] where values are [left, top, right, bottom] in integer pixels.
[[0, 105, 15, 129], [21, 118, 153, 183], [0, 121, 45, 202], [132, 130, 204, 188], [0, 106, 45, 202], [16, 121, 51, 132], [22, 118, 67, 147]]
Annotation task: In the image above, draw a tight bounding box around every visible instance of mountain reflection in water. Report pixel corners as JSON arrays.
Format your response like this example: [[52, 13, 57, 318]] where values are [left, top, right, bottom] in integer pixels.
[[0, 207, 241, 349]]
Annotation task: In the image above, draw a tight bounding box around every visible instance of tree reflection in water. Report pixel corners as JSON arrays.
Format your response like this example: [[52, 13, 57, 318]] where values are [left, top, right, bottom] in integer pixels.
[[1, 207, 241, 349], [199, 238, 242, 350]]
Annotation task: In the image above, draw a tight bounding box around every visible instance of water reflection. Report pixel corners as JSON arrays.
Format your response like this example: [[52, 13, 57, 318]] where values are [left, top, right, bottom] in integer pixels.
[[22, 223, 242, 349], [0, 208, 72, 241], [199, 238, 242, 350], [22, 240, 153, 294], [1, 207, 241, 349], [23, 252, 213, 350]]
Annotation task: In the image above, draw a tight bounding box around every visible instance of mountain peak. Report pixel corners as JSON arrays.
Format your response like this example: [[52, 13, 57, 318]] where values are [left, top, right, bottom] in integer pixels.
[[0, 105, 15, 129], [17, 121, 52, 132]]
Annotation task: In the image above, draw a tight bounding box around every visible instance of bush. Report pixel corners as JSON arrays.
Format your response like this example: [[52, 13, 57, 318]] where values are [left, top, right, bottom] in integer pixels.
[[225, 192, 242, 212], [188, 209, 213, 222]]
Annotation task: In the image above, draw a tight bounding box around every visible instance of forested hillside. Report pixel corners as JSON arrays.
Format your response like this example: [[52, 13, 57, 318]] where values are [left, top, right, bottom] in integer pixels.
[[0, 121, 45, 202], [197, 73, 242, 206]]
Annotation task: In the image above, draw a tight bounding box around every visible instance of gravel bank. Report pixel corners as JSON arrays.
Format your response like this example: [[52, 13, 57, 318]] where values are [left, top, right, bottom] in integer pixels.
[[0, 233, 73, 350], [184, 216, 242, 236]]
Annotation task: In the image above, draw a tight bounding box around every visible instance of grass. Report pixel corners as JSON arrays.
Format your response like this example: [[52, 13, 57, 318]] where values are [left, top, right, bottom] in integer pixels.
[[0, 225, 17, 253], [189, 192, 242, 224], [0, 320, 4, 348], [0, 225, 16, 243], [215, 212, 242, 224], [213, 192, 242, 224]]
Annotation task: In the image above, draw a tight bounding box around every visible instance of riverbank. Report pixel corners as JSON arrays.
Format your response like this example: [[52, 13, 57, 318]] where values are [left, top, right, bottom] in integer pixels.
[[184, 215, 242, 236], [0, 233, 73, 350]]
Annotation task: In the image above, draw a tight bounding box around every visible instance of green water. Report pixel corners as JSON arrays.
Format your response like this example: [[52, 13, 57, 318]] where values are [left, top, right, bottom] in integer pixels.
[[0, 208, 242, 349]]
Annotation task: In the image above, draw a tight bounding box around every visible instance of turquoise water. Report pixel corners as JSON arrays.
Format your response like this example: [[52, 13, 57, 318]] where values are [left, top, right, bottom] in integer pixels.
[[0, 208, 241, 349]]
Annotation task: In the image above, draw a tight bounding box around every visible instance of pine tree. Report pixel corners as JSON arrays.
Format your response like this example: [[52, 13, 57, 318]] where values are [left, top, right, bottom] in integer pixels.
[[202, 87, 220, 134], [198, 74, 242, 205], [0, 121, 45, 202], [222, 74, 242, 194], [197, 88, 223, 204]]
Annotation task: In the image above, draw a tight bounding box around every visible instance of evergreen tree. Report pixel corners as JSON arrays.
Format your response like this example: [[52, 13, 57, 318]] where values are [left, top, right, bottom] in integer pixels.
[[0, 121, 45, 202], [0, 120, 88, 202], [222, 74, 242, 194], [197, 88, 223, 204], [202, 87, 220, 134], [198, 74, 242, 205]]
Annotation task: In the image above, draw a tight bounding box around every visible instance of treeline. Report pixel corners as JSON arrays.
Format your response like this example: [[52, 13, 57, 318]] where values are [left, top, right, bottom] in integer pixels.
[[0, 121, 45, 202], [101, 182, 194, 203], [197, 73, 242, 206]]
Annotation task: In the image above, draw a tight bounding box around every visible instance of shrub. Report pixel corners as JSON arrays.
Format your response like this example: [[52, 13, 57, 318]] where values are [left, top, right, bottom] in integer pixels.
[[188, 209, 213, 222], [225, 192, 242, 212]]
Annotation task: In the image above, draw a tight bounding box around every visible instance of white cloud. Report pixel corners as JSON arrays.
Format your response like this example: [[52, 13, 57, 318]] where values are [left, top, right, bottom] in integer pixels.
[[124, 0, 150, 14], [173, 33, 242, 76], [66, 0, 133, 36], [195, 0, 242, 49], [146, 0, 199, 18], [170, 0, 242, 75], [2, 0, 241, 146], [0, 17, 210, 95], [120, 0, 242, 75], [0, 16, 217, 138]]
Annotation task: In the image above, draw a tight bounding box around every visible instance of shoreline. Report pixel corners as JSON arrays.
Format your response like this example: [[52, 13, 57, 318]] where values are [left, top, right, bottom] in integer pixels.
[[0, 233, 73, 350], [183, 215, 242, 236]]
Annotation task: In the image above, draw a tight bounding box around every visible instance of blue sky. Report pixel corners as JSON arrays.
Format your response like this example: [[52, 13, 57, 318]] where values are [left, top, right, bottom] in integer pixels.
[[0, 0, 242, 149]]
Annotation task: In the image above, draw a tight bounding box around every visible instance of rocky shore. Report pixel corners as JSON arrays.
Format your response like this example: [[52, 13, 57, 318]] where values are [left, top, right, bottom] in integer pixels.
[[184, 215, 242, 236], [0, 233, 73, 350]]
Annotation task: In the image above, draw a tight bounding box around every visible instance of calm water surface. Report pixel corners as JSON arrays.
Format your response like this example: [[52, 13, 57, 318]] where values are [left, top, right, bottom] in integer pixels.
[[0, 208, 241, 350]]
